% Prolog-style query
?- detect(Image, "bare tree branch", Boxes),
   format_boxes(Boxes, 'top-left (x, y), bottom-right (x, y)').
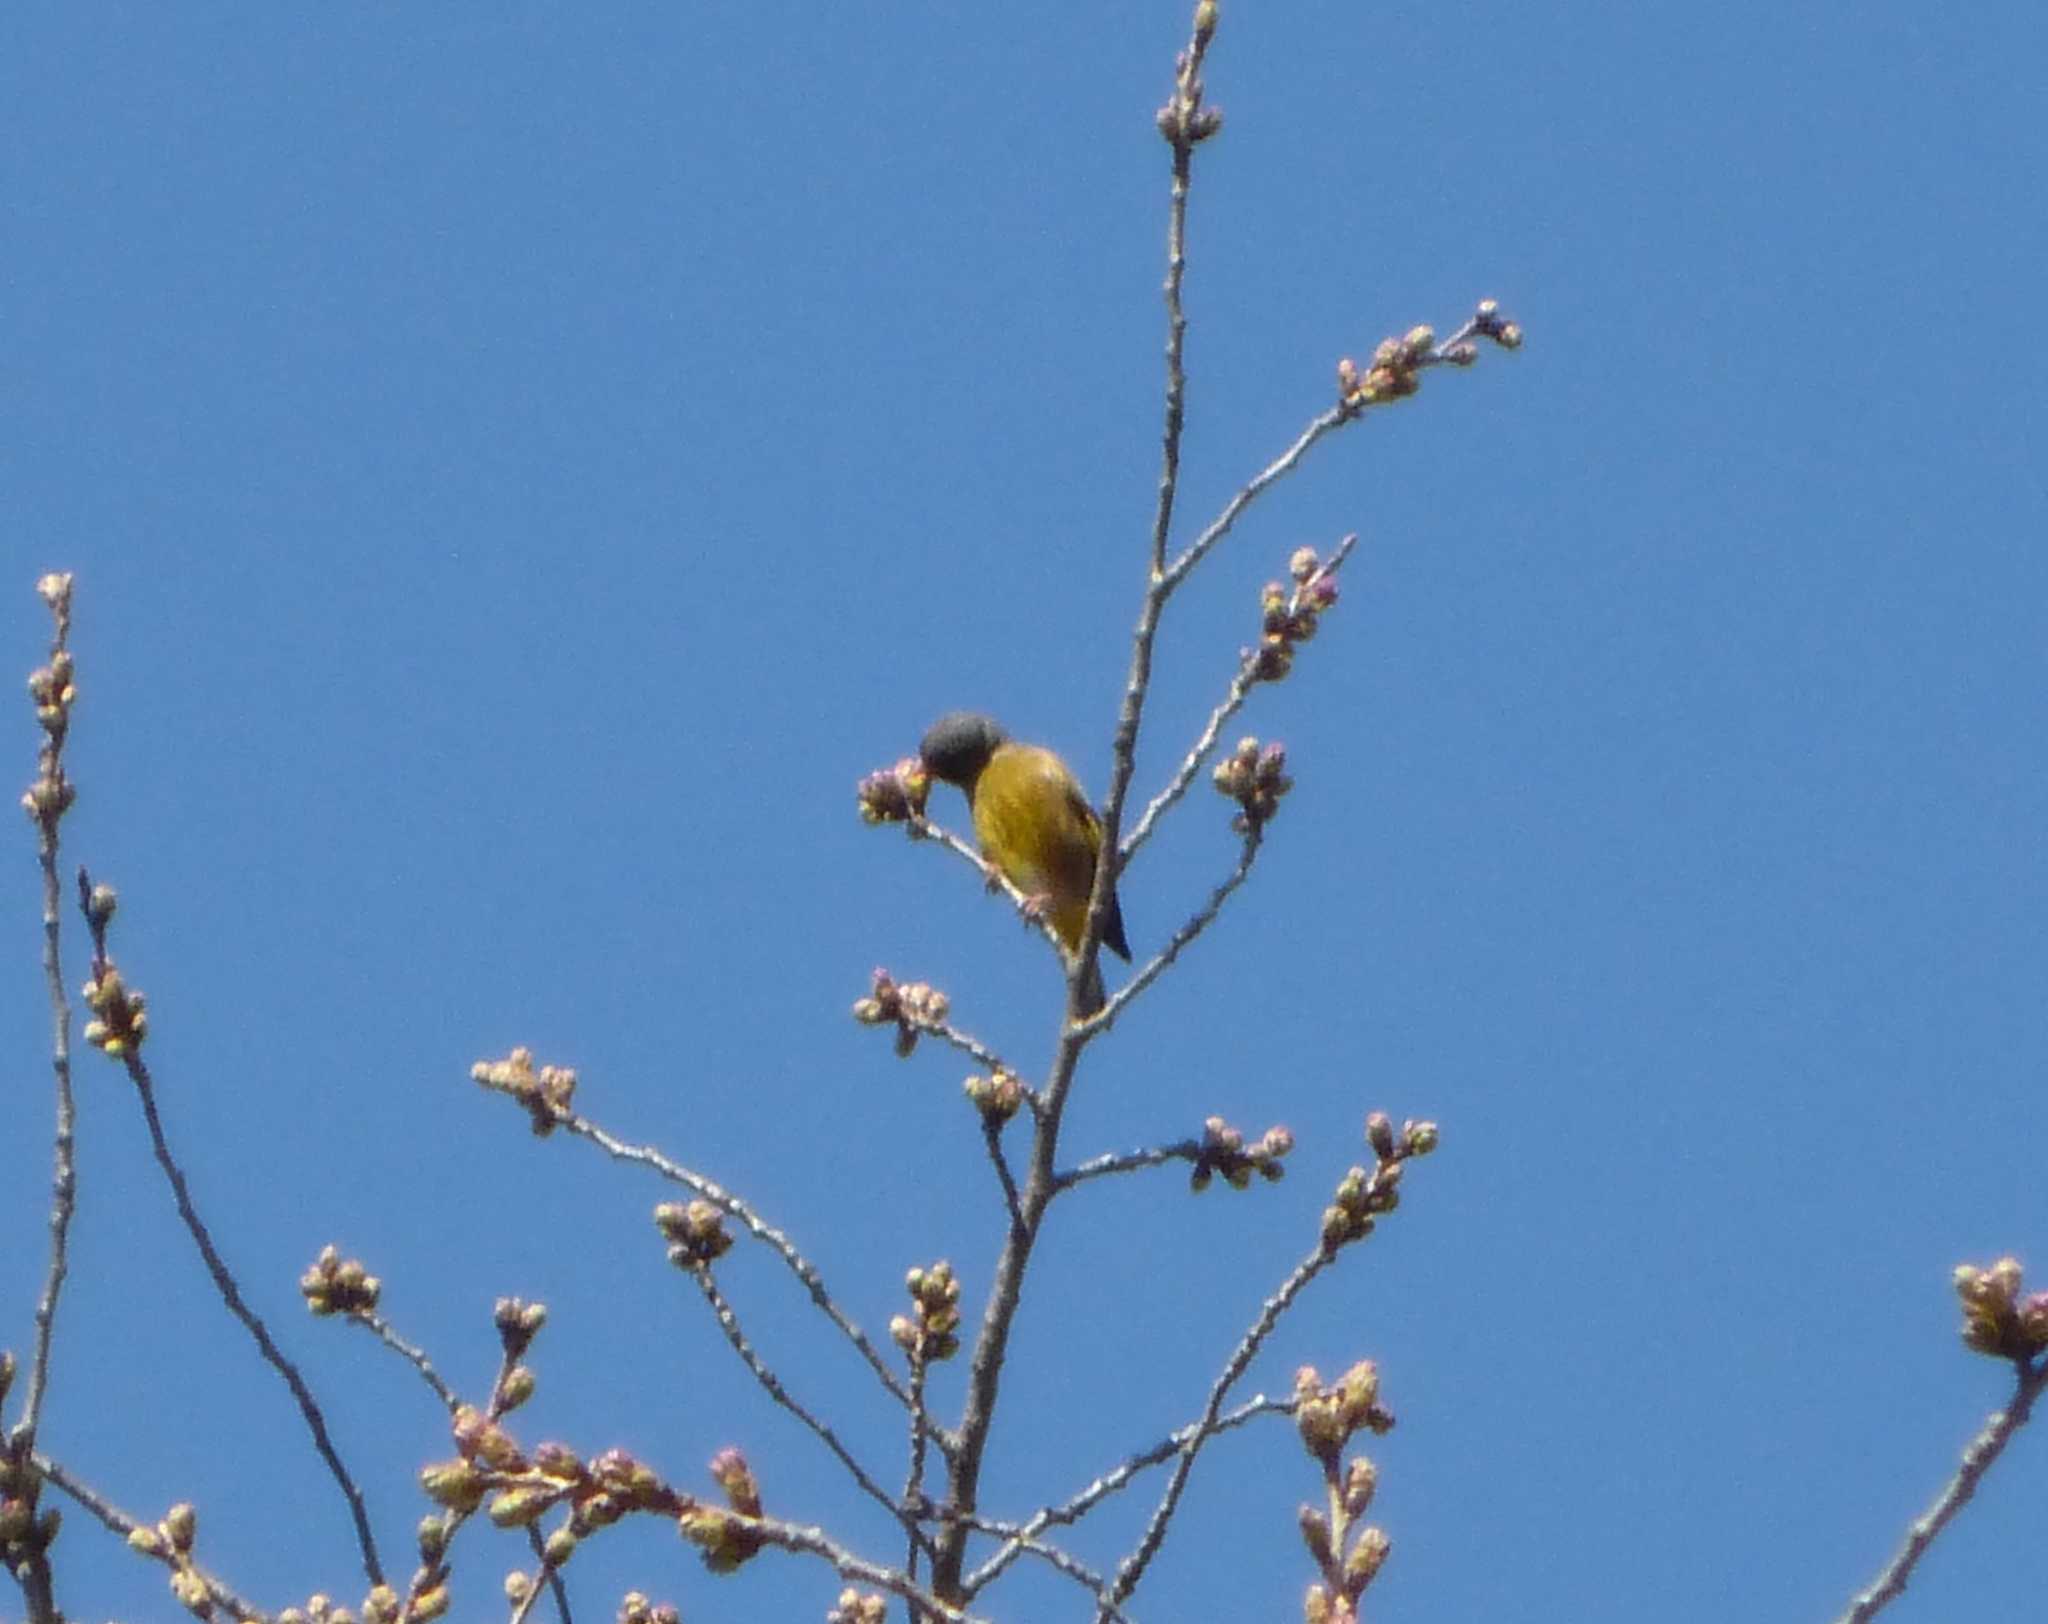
top-left (34, 1453), bottom-right (266, 1623)
top-left (1103, 1247), bottom-right (1336, 1615)
top-left (74, 871), bottom-right (384, 1588)
top-left (350, 1310), bottom-right (462, 1414)
top-left (1076, 829), bottom-right (1260, 1040)
top-left (1834, 1354), bottom-right (2048, 1624)
top-left (513, 1094), bottom-right (925, 1424)
top-left (1122, 534), bottom-right (1358, 864)
top-left (962, 1393), bottom-right (1291, 1596)
top-left (687, 1262), bottom-right (927, 1553)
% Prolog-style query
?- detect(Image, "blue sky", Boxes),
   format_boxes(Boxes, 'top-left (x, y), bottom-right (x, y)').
top-left (5, 3), bottom-right (2045, 1621)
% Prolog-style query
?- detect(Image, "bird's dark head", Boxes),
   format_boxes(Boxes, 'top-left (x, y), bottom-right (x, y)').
top-left (919, 711), bottom-right (1009, 789)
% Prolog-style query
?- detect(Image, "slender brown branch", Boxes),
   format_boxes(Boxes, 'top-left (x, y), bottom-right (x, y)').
top-left (939, 1514), bottom-right (1132, 1621)
top-left (350, 1311), bottom-right (461, 1413)
top-left (506, 1535), bottom-right (576, 1624)
top-left (1076, 829), bottom-right (1260, 1040)
top-left (904, 1358), bottom-right (934, 1592)
top-left (921, 1016), bottom-right (1015, 1082)
top-left (20, 578), bottom-right (81, 1454)
top-left (1122, 533), bottom-right (1358, 864)
top-left (1162, 408), bottom-right (1346, 595)
top-left (548, 1109), bottom-right (922, 1421)
top-left (529, 1525), bottom-right (575, 1624)
top-left (741, 1512), bottom-right (989, 1624)
top-left (1053, 1140), bottom-right (1203, 1190)
top-left (34, 1453), bottom-right (266, 1623)
top-left (959, 1395), bottom-right (1290, 1596)
top-left (1102, 1247), bottom-right (1336, 1615)
top-left (1158, 303), bottom-right (1512, 600)
top-left (1146, 119), bottom-right (1194, 578)
top-left (930, 9), bottom-right (1223, 1601)
top-left (909, 813), bottom-right (1066, 962)
top-left (1834, 1354), bottom-right (2048, 1624)
top-left (687, 1263), bottom-right (927, 1552)
top-left (21, 844), bottom-right (77, 1453)
top-left (981, 1119), bottom-right (1025, 1234)
top-left (113, 1045), bottom-right (386, 1585)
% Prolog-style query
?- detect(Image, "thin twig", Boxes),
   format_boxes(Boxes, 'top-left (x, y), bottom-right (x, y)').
top-left (34, 1453), bottom-right (267, 1623)
top-left (1162, 408), bottom-right (1346, 594)
top-left (930, 10), bottom-right (1222, 1599)
top-left (910, 813), bottom-right (1067, 961)
top-left (532, 1526), bottom-right (575, 1624)
top-left (905, 1359), bottom-right (933, 1591)
top-left (1159, 312), bottom-right (1500, 596)
top-left (117, 1044), bottom-right (385, 1586)
top-left (553, 1110), bottom-right (921, 1422)
top-left (1834, 1354), bottom-right (2048, 1624)
top-left (1053, 1139), bottom-right (1203, 1192)
top-left (509, 1526), bottom-right (577, 1624)
top-left (1076, 828), bottom-right (1261, 1041)
top-left (1127, 662), bottom-right (1260, 864)
top-left (20, 581), bottom-right (80, 1454)
top-left (961, 1395), bottom-right (1291, 1595)
top-left (350, 1311), bottom-right (461, 1413)
top-left (1122, 533), bottom-right (1359, 864)
top-left (688, 1263), bottom-right (928, 1554)
top-left (1146, 190), bottom-right (1190, 562)
top-left (506, 1541), bottom-right (575, 1624)
top-left (940, 1514), bottom-right (1132, 1621)
top-left (921, 1017), bottom-right (1014, 1081)
top-left (742, 1513), bottom-right (990, 1624)
top-left (1102, 1247), bottom-right (1335, 1615)
top-left (981, 1119), bottom-right (1025, 1234)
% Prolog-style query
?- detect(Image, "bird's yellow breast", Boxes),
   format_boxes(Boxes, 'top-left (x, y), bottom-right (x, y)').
top-left (970, 743), bottom-right (1104, 955)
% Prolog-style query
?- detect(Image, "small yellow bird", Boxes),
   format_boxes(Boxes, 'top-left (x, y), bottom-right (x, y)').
top-left (919, 711), bottom-right (1130, 1013)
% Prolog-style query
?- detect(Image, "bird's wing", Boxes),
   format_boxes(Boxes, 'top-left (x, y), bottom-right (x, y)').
top-left (1060, 773), bottom-right (1132, 963)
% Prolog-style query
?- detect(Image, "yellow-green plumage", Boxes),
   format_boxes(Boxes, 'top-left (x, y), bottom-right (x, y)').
top-left (970, 743), bottom-right (1124, 958)
top-left (919, 712), bottom-right (1130, 1011)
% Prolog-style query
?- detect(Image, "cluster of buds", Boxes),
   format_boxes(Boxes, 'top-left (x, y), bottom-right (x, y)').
top-left (964, 1067), bottom-right (1027, 1126)
top-left (1155, 1), bottom-right (1223, 148)
top-left (618, 1594), bottom-right (682, 1624)
top-left (82, 962), bottom-right (147, 1058)
top-left (1470, 298), bottom-right (1522, 350)
top-left (656, 1199), bottom-right (734, 1269)
top-left (1336, 326), bottom-right (1436, 410)
top-left (891, 1261), bottom-right (963, 1366)
top-left (389, 1513), bottom-right (454, 1624)
top-left (21, 573), bottom-right (77, 837)
top-left (276, 1592), bottom-right (394, 1624)
top-left (471, 1048), bottom-right (578, 1136)
top-left (829, 1590), bottom-right (889, 1624)
top-left (0, 1386), bottom-right (61, 1579)
top-left (1250, 545), bottom-right (1346, 683)
top-left (852, 967), bottom-right (950, 1058)
top-left (299, 1245), bottom-right (382, 1318)
top-left (124, 1502), bottom-right (229, 1619)
top-left (1954, 1257), bottom-right (2048, 1361)
top-left (1190, 1116), bottom-right (1294, 1192)
top-left (1320, 1114), bottom-right (1437, 1254)
top-left (494, 1296), bottom-right (550, 1363)
top-left (77, 875), bottom-right (144, 1057)
top-left (1336, 300), bottom-right (1520, 416)
top-left (680, 1448), bottom-right (766, 1574)
top-left (856, 756), bottom-right (931, 826)
top-left (425, 1410), bottom-right (690, 1581)
top-left (1294, 1362), bottom-right (1396, 1624)
top-left (1213, 737), bottom-right (1293, 832)
top-left (1295, 1361), bottom-right (1395, 1463)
